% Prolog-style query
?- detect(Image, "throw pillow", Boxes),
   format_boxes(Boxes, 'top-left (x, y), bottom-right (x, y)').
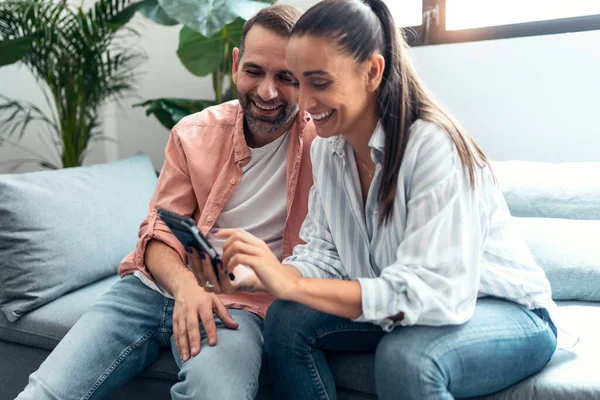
top-left (513, 217), bottom-right (600, 301)
top-left (0, 153), bottom-right (157, 322)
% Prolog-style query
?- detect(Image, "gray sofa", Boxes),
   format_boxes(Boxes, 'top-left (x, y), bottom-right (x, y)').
top-left (1, 154), bottom-right (599, 400)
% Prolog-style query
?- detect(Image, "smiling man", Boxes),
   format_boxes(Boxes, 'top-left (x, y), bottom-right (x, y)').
top-left (17, 5), bottom-right (316, 400)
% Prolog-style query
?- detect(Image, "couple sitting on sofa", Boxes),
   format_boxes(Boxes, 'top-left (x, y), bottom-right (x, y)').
top-left (17, 1), bottom-right (557, 399)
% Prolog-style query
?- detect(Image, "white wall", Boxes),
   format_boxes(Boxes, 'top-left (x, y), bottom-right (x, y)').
top-left (1, 0), bottom-right (599, 173)
top-left (411, 30), bottom-right (600, 163)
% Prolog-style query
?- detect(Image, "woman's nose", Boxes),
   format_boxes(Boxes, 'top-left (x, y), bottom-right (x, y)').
top-left (297, 88), bottom-right (317, 111)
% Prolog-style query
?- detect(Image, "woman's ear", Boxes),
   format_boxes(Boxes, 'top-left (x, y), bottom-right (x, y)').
top-left (366, 53), bottom-right (385, 92)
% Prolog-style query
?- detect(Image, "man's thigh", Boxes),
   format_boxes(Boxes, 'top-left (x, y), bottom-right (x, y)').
top-left (17, 275), bottom-right (172, 400)
top-left (170, 309), bottom-right (264, 400)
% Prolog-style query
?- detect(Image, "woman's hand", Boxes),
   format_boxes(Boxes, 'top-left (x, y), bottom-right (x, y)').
top-left (216, 229), bottom-right (301, 300)
top-left (187, 249), bottom-right (263, 294)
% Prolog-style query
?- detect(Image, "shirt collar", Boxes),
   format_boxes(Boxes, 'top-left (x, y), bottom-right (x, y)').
top-left (328, 120), bottom-right (385, 157)
top-left (369, 120), bottom-right (385, 154)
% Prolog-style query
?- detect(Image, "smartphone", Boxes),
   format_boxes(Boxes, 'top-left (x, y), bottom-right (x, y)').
top-left (157, 208), bottom-right (234, 281)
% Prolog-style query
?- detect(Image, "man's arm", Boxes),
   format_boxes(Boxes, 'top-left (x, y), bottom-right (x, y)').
top-left (145, 239), bottom-right (195, 296)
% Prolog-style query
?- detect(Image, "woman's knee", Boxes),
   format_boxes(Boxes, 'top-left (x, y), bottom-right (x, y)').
top-left (264, 300), bottom-right (325, 355)
top-left (374, 331), bottom-right (444, 399)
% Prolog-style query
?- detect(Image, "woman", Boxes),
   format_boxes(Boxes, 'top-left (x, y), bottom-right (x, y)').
top-left (192, 0), bottom-right (557, 398)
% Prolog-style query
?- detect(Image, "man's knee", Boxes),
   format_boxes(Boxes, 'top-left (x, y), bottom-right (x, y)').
top-left (173, 338), bottom-right (262, 400)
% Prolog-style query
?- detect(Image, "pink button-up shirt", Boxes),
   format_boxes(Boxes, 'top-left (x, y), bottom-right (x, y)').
top-left (119, 100), bottom-right (316, 318)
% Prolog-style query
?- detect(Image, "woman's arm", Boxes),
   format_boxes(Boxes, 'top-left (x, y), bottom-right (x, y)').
top-left (216, 228), bottom-right (364, 318)
top-left (285, 275), bottom-right (363, 319)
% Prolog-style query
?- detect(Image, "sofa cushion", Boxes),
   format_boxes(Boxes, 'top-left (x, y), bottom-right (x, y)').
top-left (0, 275), bottom-right (120, 349)
top-left (493, 161), bottom-right (600, 220)
top-left (0, 154), bottom-right (157, 322)
top-left (513, 217), bottom-right (600, 301)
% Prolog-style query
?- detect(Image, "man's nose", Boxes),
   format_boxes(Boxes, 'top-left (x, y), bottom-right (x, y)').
top-left (257, 78), bottom-right (278, 101)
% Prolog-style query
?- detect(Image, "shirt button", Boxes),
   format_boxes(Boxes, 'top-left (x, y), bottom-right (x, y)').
top-left (207, 216), bottom-right (213, 222)
top-left (234, 154), bottom-right (240, 161)
top-left (230, 179), bottom-right (236, 185)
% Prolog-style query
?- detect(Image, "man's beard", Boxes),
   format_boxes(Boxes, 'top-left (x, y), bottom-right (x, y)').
top-left (239, 93), bottom-right (299, 135)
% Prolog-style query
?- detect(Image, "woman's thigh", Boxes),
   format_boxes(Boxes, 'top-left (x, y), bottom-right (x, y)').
top-left (374, 297), bottom-right (557, 399)
top-left (265, 300), bottom-right (384, 353)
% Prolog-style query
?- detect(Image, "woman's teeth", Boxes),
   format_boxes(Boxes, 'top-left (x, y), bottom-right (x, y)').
top-left (311, 110), bottom-right (333, 121)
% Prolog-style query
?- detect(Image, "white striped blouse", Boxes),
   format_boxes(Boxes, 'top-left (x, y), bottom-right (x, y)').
top-left (283, 120), bottom-right (555, 331)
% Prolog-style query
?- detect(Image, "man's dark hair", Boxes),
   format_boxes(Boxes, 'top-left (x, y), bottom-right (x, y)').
top-left (238, 4), bottom-right (303, 58)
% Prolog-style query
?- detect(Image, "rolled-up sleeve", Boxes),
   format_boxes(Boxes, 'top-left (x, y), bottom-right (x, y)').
top-left (355, 146), bottom-right (487, 331)
top-left (133, 130), bottom-right (198, 275)
top-left (283, 186), bottom-right (345, 280)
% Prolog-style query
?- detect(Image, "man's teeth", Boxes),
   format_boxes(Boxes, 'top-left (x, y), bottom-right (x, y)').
top-left (254, 102), bottom-right (280, 110)
top-left (311, 110), bottom-right (333, 121)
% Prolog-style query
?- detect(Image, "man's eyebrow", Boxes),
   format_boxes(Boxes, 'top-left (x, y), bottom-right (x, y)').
top-left (242, 62), bottom-right (264, 70)
top-left (304, 70), bottom-right (330, 77)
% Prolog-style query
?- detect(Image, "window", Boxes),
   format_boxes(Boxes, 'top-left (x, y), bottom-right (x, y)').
top-left (388, 1), bottom-right (600, 46)
top-left (384, 0), bottom-right (422, 28)
top-left (446, 0), bottom-right (600, 30)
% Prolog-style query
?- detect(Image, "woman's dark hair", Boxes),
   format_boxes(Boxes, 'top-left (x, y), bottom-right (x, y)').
top-left (292, 0), bottom-right (489, 224)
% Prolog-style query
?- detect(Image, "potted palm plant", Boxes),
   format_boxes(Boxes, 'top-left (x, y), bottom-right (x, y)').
top-left (0, 0), bottom-right (153, 169)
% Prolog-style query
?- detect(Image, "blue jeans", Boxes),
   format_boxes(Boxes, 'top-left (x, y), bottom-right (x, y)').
top-left (17, 275), bottom-right (264, 400)
top-left (264, 297), bottom-right (557, 400)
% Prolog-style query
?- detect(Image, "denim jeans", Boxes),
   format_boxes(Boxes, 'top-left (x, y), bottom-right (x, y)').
top-left (264, 297), bottom-right (557, 400)
top-left (17, 275), bottom-right (264, 400)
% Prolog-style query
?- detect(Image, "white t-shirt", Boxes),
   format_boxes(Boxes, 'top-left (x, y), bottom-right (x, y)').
top-left (135, 131), bottom-right (290, 298)
top-left (210, 131), bottom-right (289, 259)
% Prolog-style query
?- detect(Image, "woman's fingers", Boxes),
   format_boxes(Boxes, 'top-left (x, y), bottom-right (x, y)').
top-left (216, 229), bottom-right (266, 250)
top-left (202, 255), bottom-right (222, 294)
top-left (229, 253), bottom-right (257, 272)
top-left (188, 248), bottom-right (206, 286)
top-left (217, 260), bottom-right (239, 294)
top-left (221, 239), bottom-right (261, 273)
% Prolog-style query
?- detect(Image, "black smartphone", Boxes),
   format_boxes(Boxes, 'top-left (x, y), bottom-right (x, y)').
top-left (157, 209), bottom-right (234, 281)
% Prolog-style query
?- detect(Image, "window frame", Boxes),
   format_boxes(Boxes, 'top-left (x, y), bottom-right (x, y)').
top-left (402, 0), bottom-right (600, 46)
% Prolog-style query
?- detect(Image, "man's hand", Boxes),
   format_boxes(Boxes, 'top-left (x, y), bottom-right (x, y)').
top-left (172, 280), bottom-right (239, 362)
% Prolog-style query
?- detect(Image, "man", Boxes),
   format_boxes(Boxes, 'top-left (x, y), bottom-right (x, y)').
top-left (17, 4), bottom-right (314, 399)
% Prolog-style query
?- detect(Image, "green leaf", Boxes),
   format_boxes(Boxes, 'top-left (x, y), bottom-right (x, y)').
top-left (135, 0), bottom-right (179, 26)
top-left (0, 36), bottom-right (36, 67)
top-left (177, 18), bottom-right (243, 77)
top-left (0, 0), bottom-right (145, 168)
top-left (105, 0), bottom-right (155, 30)
top-left (157, 0), bottom-right (268, 37)
top-left (134, 98), bottom-right (217, 129)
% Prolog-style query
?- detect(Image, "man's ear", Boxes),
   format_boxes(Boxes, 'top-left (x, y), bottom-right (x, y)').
top-left (232, 47), bottom-right (240, 86)
top-left (366, 53), bottom-right (385, 93)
